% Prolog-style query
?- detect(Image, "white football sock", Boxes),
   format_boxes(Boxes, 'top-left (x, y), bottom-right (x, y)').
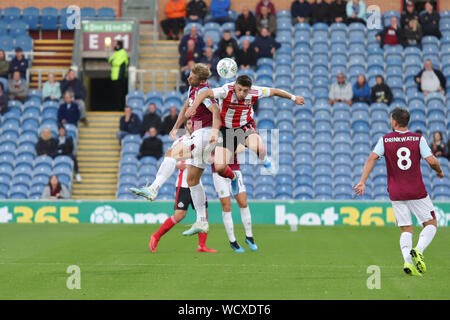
top-left (416, 225), bottom-right (437, 253)
top-left (400, 232), bottom-right (414, 264)
top-left (150, 157), bottom-right (176, 191)
top-left (189, 183), bottom-right (207, 223)
top-left (240, 206), bottom-right (253, 238)
top-left (222, 211), bottom-right (236, 242)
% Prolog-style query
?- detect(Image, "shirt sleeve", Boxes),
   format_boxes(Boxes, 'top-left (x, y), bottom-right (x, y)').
top-left (212, 84), bottom-right (229, 100)
top-left (252, 85), bottom-right (271, 98)
top-left (372, 137), bottom-right (384, 157)
top-left (419, 136), bottom-right (433, 159)
top-left (198, 86), bottom-right (214, 108)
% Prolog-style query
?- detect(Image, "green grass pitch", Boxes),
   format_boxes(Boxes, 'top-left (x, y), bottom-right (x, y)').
top-left (0, 224), bottom-right (449, 300)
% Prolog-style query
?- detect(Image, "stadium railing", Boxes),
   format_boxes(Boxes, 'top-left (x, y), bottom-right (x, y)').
top-left (26, 68), bottom-right (68, 89)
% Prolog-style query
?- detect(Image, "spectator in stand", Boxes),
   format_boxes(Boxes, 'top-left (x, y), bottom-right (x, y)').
top-left (117, 105), bottom-right (141, 141)
top-left (329, 73), bottom-right (353, 106)
top-left (431, 131), bottom-right (447, 158)
top-left (415, 60), bottom-right (446, 96)
top-left (208, 0), bottom-right (232, 24)
top-left (200, 47), bottom-right (220, 80)
top-left (8, 71), bottom-right (28, 103)
top-left (404, 19), bottom-right (422, 48)
top-left (60, 69), bottom-right (87, 125)
top-left (311, 0), bottom-right (330, 25)
top-left (179, 25), bottom-right (205, 54)
top-left (160, 0), bottom-right (187, 40)
top-left (420, 1), bottom-right (441, 39)
top-left (42, 175), bottom-right (70, 200)
top-left (138, 127), bottom-right (163, 160)
top-left (58, 91), bottom-right (80, 126)
top-left (253, 27), bottom-right (281, 59)
top-left (371, 75), bottom-right (393, 105)
top-left (204, 37), bottom-right (217, 51)
top-left (330, 0), bottom-right (347, 24)
top-left (291, 0), bottom-right (312, 25)
top-left (235, 7), bottom-right (257, 37)
top-left (237, 39), bottom-right (257, 70)
top-left (256, 5), bottom-right (277, 37)
top-left (186, 0), bottom-right (207, 24)
top-left (217, 30), bottom-right (239, 59)
top-left (0, 50), bottom-right (9, 78)
top-left (0, 83), bottom-right (8, 115)
top-left (352, 74), bottom-right (370, 103)
top-left (376, 17), bottom-right (406, 48)
top-left (161, 106), bottom-right (179, 135)
top-left (401, 1), bottom-right (419, 28)
top-left (346, 0), bottom-right (366, 25)
top-left (180, 61), bottom-right (195, 93)
top-left (35, 128), bottom-right (58, 158)
top-left (9, 47), bottom-right (28, 79)
top-left (140, 103), bottom-right (162, 136)
top-left (42, 73), bottom-right (61, 102)
top-left (56, 125), bottom-right (82, 183)
top-left (179, 39), bottom-right (203, 69)
top-left (222, 44), bottom-right (237, 61)
top-left (255, 0), bottom-right (276, 17)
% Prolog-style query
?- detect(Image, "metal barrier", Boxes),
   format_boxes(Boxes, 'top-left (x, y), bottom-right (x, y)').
top-left (136, 69), bottom-right (180, 92)
top-left (25, 68), bottom-right (68, 90)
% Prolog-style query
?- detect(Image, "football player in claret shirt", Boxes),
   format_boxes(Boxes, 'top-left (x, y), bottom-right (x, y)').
top-left (355, 107), bottom-right (444, 276)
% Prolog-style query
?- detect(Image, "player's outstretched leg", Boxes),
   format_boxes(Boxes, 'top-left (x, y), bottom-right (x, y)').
top-left (197, 233), bottom-right (217, 253)
top-left (184, 166), bottom-right (209, 236)
top-left (400, 231), bottom-right (422, 276)
top-left (411, 221), bottom-right (437, 273)
top-left (222, 211), bottom-right (244, 252)
top-left (150, 216), bottom-right (178, 252)
top-left (246, 133), bottom-right (277, 175)
top-left (241, 206), bottom-right (258, 251)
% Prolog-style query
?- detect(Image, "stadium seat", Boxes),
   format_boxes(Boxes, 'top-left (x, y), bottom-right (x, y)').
top-left (97, 7), bottom-right (115, 18)
top-left (4, 7), bottom-right (21, 24)
top-left (41, 7), bottom-right (58, 30)
top-left (22, 7), bottom-right (39, 30)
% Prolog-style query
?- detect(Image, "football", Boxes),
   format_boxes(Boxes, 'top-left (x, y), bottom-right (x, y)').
top-left (217, 57), bottom-right (238, 79)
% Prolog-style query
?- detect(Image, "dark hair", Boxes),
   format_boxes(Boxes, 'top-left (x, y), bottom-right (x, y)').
top-left (48, 175), bottom-right (62, 195)
top-left (0, 82), bottom-right (3, 91)
top-left (236, 75), bottom-right (252, 88)
top-left (390, 107), bottom-right (410, 127)
top-left (433, 131), bottom-right (443, 141)
top-left (116, 40), bottom-right (123, 49)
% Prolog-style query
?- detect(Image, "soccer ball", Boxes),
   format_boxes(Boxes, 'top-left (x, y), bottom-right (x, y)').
top-left (217, 58), bottom-right (238, 79)
top-left (90, 205), bottom-right (119, 224)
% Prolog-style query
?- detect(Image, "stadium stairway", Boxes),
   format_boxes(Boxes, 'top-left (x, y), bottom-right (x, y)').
top-left (29, 39), bottom-right (74, 89)
top-left (139, 24), bottom-right (179, 92)
top-left (71, 112), bottom-right (121, 199)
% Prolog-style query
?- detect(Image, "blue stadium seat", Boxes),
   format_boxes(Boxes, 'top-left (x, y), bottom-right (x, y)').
top-left (41, 7), bottom-right (58, 30)
top-left (22, 7), bottom-right (39, 30)
top-left (81, 7), bottom-right (96, 18)
top-left (0, 35), bottom-right (14, 52)
top-left (4, 7), bottom-right (21, 24)
top-left (97, 7), bottom-right (115, 18)
top-left (10, 20), bottom-right (28, 37)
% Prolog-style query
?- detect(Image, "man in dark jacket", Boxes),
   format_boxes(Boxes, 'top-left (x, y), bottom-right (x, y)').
top-left (291, 0), bottom-right (312, 25)
top-left (0, 50), bottom-right (9, 78)
top-left (140, 103), bottom-right (162, 136)
top-left (376, 17), bottom-right (406, 47)
top-left (0, 82), bottom-right (8, 115)
top-left (311, 0), bottom-right (330, 25)
top-left (217, 30), bottom-right (239, 59)
top-left (330, 0), bottom-right (347, 24)
top-left (161, 106), bottom-right (179, 135)
top-left (237, 39), bottom-right (257, 69)
top-left (415, 60), bottom-right (446, 95)
top-left (138, 127), bottom-right (163, 160)
top-left (420, 1), bottom-right (441, 39)
top-left (371, 75), bottom-right (393, 104)
top-left (200, 47), bottom-right (220, 80)
top-left (56, 125), bottom-right (82, 182)
top-left (235, 7), bottom-right (257, 37)
top-left (401, 1), bottom-right (419, 28)
top-left (58, 92), bottom-right (80, 126)
top-left (253, 28), bottom-right (281, 59)
top-left (60, 69), bottom-right (87, 125)
top-left (178, 25), bottom-right (205, 54)
top-left (117, 105), bottom-right (141, 141)
top-left (186, 0), bottom-right (207, 24)
top-left (9, 47), bottom-right (28, 79)
top-left (35, 128), bottom-right (58, 158)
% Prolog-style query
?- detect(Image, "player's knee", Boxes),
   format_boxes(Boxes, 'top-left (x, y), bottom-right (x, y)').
top-left (187, 175), bottom-right (200, 186)
top-left (222, 203), bottom-right (231, 212)
top-left (214, 162), bottom-right (226, 173)
top-left (174, 211), bottom-right (186, 222)
top-left (238, 199), bottom-right (248, 208)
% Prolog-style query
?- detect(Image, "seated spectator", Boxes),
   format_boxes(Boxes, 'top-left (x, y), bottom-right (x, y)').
top-left (0, 83), bottom-right (8, 115)
top-left (60, 69), bottom-right (87, 125)
top-left (179, 25), bottom-right (205, 54)
top-left (311, 0), bottom-right (330, 25)
top-left (200, 47), bottom-right (220, 80)
top-left (42, 175), bottom-right (70, 199)
top-left (0, 50), bottom-right (9, 78)
top-left (43, 73), bottom-right (61, 102)
top-left (291, 0), bottom-right (312, 25)
top-left (371, 75), bottom-right (393, 104)
top-left (160, 0), bottom-right (186, 40)
top-left (161, 106), bottom-right (179, 135)
top-left (235, 7), bottom-right (257, 37)
top-left (346, 0), bottom-right (366, 25)
top-left (8, 71), bottom-right (28, 103)
top-left (222, 44), bottom-right (237, 61)
top-left (256, 5), bottom-right (277, 37)
top-left (431, 131), bottom-right (447, 158)
top-left (404, 19), bottom-right (422, 48)
top-left (376, 17), bottom-right (406, 48)
top-left (401, 1), bottom-right (419, 28)
top-left (352, 74), bottom-right (370, 103)
top-left (9, 47), bottom-right (28, 79)
top-left (330, 0), bottom-right (347, 24)
top-left (237, 39), bottom-right (257, 69)
top-left (204, 37), bottom-right (217, 51)
top-left (141, 103), bottom-right (162, 136)
top-left (179, 39), bottom-right (203, 70)
top-left (58, 91), bottom-right (80, 126)
top-left (420, 1), bottom-right (441, 39)
top-left (186, 0), bottom-right (207, 24)
top-left (255, 0), bottom-right (276, 17)
top-left (253, 28), bottom-right (281, 59)
top-left (217, 30), bottom-right (239, 59)
top-left (117, 105), bottom-right (141, 141)
top-left (56, 125), bottom-right (82, 183)
top-left (138, 127), bottom-right (163, 160)
top-left (415, 60), bottom-right (446, 96)
top-left (208, 0), bottom-right (232, 24)
top-left (35, 128), bottom-right (58, 158)
top-left (329, 73), bottom-right (353, 106)
top-left (415, 130), bottom-right (423, 137)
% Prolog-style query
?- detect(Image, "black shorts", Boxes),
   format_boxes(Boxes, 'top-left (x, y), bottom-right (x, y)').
top-left (219, 120), bottom-right (258, 153)
top-left (174, 187), bottom-right (208, 211)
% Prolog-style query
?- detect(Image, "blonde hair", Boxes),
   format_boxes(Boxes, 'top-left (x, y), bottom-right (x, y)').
top-left (191, 63), bottom-right (211, 81)
top-left (41, 128), bottom-right (52, 141)
top-left (409, 19), bottom-right (418, 32)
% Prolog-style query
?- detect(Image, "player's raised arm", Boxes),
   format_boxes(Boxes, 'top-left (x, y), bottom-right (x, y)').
top-left (184, 89), bottom-right (215, 118)
top-left (169, 99), bottom-right (190, 140)
top-left (207, 103), bottom-right (222, 144)
top-left (425, 155), bottom-right (444, 178)
top-left (354, 152), bottom-right (380, 196)
top-left (269, 88), bottom-right (305, 105)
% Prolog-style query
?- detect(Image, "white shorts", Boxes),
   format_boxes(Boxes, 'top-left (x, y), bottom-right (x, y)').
top-left (190, 127), bottom-right (215, 169)
top-left (213, 171), bottom-right (246, 198)
top-left (170, 135), bottom-right (192, 149)
top-left (392, 195), bottom-right (436, 227)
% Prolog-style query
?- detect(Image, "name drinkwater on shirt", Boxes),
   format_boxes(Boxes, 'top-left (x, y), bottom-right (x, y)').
top-left (384, 136), bottom-right (420, 143)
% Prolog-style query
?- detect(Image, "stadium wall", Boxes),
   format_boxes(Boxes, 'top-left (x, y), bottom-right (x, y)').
top-left (0, 0), bottom-right (120, 13)
top-left (1, 201), bottom-right (449, 226)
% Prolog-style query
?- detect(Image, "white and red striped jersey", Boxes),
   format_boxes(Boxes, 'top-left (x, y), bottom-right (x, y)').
top-left (212, 82), bottom-right (271, 128)
top-left (175, 158), bottom-right (191, 189)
